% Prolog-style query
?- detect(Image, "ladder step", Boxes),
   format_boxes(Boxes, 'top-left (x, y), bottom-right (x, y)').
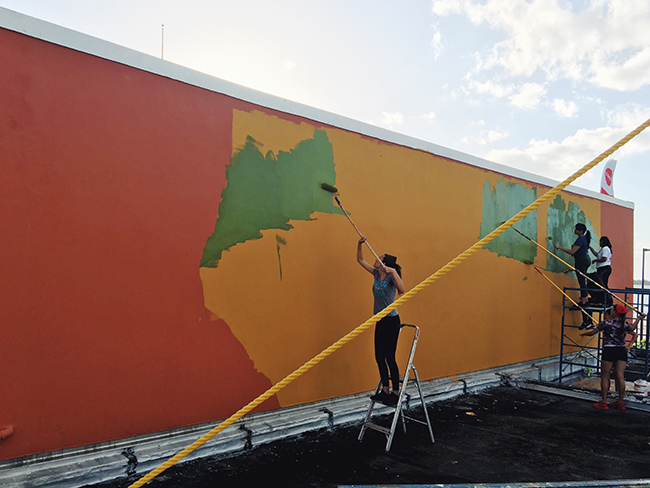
top-left (363, 422), bottom-right (391, 435)
top-left (402, 414), bottom-right (428, 426)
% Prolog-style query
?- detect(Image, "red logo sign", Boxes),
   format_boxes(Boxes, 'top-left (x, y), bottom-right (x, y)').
top-left (605, 168), bottom-right (613, 186)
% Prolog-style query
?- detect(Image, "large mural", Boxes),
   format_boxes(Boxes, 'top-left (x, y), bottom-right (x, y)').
top-left (0, 17), bottom-right (634, 463)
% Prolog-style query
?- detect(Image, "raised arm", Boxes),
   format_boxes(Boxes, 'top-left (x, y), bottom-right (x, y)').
top-left (629, 313), bottom-right (647, 332)
top-left (357, 237), bottom-right (374, 274)
top-left (386, 267), bottom-right (405, 295)
top-left (554, 243), bottom-right (580, 255)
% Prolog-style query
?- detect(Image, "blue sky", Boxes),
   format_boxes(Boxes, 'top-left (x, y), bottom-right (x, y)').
top-left (2, 0), bottom-right (649, 278)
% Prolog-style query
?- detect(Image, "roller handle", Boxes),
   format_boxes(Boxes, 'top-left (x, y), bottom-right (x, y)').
top-left (335, 196), bottom-right (384, 267)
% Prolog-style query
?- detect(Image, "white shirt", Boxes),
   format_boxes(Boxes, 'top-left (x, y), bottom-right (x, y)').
top-left (597, 246), bottom-right (612, 268)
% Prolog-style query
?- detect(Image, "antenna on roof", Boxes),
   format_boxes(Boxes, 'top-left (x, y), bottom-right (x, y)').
top-left (161, 24), bottom-right (164, 60)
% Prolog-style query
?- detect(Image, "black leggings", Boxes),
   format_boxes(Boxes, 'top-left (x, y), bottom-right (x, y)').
top-left (374, 314), bottom-right (401, 391)
top-left (574, 253), bottom-right (591, 298)
top-left (574, 253), bottom-right (592, 324)
top-left (597, 265), bottom-right (612, 289)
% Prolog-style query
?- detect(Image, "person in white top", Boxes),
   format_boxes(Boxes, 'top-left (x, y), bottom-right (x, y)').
top-left (590, 236), bottom-right (612, 289)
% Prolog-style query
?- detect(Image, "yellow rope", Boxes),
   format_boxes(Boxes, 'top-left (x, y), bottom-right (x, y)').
top-left (533, 265), bottom-right (587, 310)
top-left (533, 266), bottom-right (641, 355)
top-left (534, 265), bottom-right (600, 354)
top-left (128, 116), bottom-right (650, 487)
top-left (514, 228), bottom-right (640, 313)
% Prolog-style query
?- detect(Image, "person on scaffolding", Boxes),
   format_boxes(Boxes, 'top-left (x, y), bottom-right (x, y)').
top-left (554, 223), bottom-right (593, 329)
top-left (357, 236), bottom-right (405, 407)
top-left (590, 236), bottom-right (613, 290)
top-left (580, 304), bottom-right (645, 411)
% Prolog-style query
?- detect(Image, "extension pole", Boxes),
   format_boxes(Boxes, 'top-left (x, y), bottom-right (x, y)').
top-left (534, 266), bottom-right (639, 355)
top-left (535, 264), bottom-right (600, 352)
top-left (533, 266), bottom-right (590, 312)
top-left (333, 194), bottom-right (385, 268)
top-left (320, 183), bottom-right (384, 267)
top-left (514, 228), bottom-right (639, 314)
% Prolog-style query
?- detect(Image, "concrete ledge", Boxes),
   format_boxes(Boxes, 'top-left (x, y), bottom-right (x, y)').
top-left (0, 355), bottom-right (568, 487)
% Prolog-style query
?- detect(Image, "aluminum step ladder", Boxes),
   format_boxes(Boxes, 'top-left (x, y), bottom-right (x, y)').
top-left (358, 324), bottom-right (435, 451)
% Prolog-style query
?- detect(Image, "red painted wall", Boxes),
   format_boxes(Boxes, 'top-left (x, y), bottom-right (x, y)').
top-left (0, 28), bottom-right (279, 461)
top-left (601, 200), bottom-right (634, 289)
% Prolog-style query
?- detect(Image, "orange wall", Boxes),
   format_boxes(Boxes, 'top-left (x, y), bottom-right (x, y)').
top-left (601, 200), bottom-right (634, 289)
top-left (0, 26), bottom-right (634, 461)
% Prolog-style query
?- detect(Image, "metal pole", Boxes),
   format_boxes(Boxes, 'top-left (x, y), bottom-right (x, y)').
top-left (161, 24), bottom-right (164, 59)
top-left (643, 248), bottom-right (648, 289)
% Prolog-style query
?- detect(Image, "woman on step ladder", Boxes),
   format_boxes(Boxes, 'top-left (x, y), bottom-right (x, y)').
top-left (357, 236), bottom-right (405, 407)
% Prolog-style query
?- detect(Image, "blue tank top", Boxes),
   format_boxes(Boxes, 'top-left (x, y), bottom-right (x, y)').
top-left (372, 269), bottom-right (398, 317)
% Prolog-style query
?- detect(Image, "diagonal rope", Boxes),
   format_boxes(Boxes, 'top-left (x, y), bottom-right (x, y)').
top-left (532, 265), bottom-right (608, 334)
top-left (533, 265), bottom-right (591, 312)
top-left (514, 228), bottom-right (640, 313)
top-left (533, 266), bottom-right (644, 358)
top-left (128, 116), bottom-right (650, 487)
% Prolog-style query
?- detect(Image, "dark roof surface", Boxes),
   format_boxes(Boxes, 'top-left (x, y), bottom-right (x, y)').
top-left (84, 385), bottom-right (650, 488)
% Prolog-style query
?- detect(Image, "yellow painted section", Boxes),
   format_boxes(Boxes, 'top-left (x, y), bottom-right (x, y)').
top-left (231, 109), bottom-right (317, 156)
top-left (201, 109), bottom-right (605, 407)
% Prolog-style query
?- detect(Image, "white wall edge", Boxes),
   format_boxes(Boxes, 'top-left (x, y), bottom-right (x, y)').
top-left (0, 6), bottom-right (634, 211)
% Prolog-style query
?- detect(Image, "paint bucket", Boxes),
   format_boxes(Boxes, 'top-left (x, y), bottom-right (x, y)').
top-left (633, 379), bottom-right (648, 393)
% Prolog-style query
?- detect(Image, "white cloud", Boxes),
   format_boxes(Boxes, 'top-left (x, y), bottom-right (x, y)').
top-left (431, 27), bottom-right (443, 59)
top-left (606, 104), bottom-right (650, 129)
top-left (485, 106), bottom-right (650, 180)
top-left (488, 129), bottom-right (509, 142)
top-left (461, 123), bottom-right (509, 146)
top-left (421, 111), bottom-right (436, 120)
top-left (464, 76), bottom-right (513, 99)
top-left (432, 0), bottom-right (650, 91)
top-left (590, 47), bottom-right (650, 91)
top-left (282, 58), bottom-right (296, 72)
top-left (462, 76), bottom-right (549, 112)
top-left (509, 83), bottom-right (546, 109)
top-left (371, 112), bottom-right (405, 129)
top-left (552, 98), bottom-right (579, 118)
top-left (382, 112), bottom-right (404, 124)
top-left (604, 105), bottom-right (650, 158)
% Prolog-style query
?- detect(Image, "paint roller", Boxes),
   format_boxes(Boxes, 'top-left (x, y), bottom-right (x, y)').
top-left (321, 183), bottom-right (385, 268)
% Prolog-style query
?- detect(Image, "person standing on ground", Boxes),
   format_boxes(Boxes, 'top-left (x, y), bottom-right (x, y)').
top-left (554, 223), bottom-right (592, 328)
top-left (581, 304), bottom-right (645, 411)
top-left (357, 236), bottom-right (405, 407)
top-left (591, 236), bottom-right (613, 290)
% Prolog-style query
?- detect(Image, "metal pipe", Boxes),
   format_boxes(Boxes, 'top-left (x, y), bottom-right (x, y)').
top-left (642, 248), bottom-right (649, 289)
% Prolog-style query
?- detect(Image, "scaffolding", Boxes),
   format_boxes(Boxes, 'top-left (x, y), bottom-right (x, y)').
top-left (558, 286), bottom-right (649, 384)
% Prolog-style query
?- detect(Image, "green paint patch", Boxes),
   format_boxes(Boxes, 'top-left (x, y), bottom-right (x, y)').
top-left (546, 195), bottom-right (598, 274)
top-left (200, 130), bottom-right (340, 268)
top-left (479, 179), bottom-right (537, 263)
